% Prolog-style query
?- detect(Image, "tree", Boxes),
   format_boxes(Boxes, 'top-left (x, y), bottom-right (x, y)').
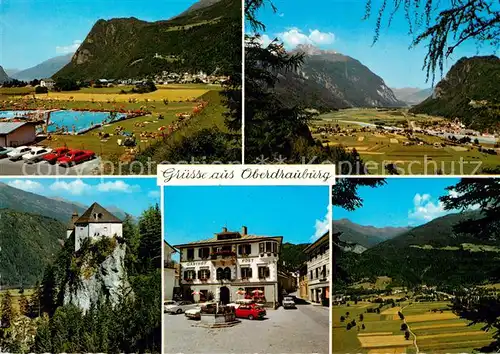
top-left (401, 323), bottom-right (408, 331)
top-left (440, 178), bottom-right (500, 350)
top-left (346, 311), bottom-right (350, 318)
top-left (362, 324), bottom-right (366, 330)
top-left (359, 314), bottom-right (364, 321)
top-left (405, 330), bottom-right (411, 340)
top-left (35, 86), bottom-right (48, 94)
top-left (137, 205), bottom-right (162, 274)
top-left (365, 0), bottom-right (500, 83)
top-left (0, 291), bottom-right (15, 328)
top-left (54, 78), bottom-right (80, 91)
top-left (340, 315), bottom-right (345, 322)
top-left (19, 293), bottom-right (29, 317)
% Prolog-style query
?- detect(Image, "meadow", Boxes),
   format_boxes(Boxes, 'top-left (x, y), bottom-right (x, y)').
top-left (0, 288), bottom-right (35, 314)
top-left (332, 299), bottom-right (495, 354)
top-left (312, 108), bottom-right (500, 174)
top-left (0, 84), bottom-right (226, 162)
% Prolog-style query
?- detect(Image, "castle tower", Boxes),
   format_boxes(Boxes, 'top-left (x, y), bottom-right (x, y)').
top-left (66, 211), bottom-right (79, 239)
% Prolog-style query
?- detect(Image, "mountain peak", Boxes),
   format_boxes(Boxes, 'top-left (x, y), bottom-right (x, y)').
top-left (294, 43), bottom-right (338, 56)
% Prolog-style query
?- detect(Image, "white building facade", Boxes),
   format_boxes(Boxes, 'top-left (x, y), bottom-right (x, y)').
top-left (67, 203), bottom-right (123, 252)
top-left (164, 241), bottom-right (177, 301)
top-left (174, 227), bottom-right (282, 308)
top-left (304, 232), bottom-right (330, 305)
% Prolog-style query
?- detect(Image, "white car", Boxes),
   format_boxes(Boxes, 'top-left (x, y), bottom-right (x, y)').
top-left (164, 301), bottom-right (197, 314)
top-left (22, 147), bottom-right (53, 163)
top-left (7, 146), bottom-right (32, 161)
top-left (185, 301), bottom-right (217, 320)
top-left (282, 296), bottom-right (296, 309)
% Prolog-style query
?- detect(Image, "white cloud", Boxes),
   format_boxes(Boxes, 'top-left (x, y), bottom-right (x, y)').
top-left (49, 180), bottom-right (91, 196)
top-left (279, 28), bottom-right (335, 49)
top-left (7, 179), bottom-right (43, 193)
top-left (312, 204), bottom-right (332, 241)
top-left (148, 190), bottom-right (160, 199)
top-left (56, 40), bottom-right (82, 54)
top-left (256, 34), bottom-right (273, 47)
top-left (97, 181), bottom-right (140, 193)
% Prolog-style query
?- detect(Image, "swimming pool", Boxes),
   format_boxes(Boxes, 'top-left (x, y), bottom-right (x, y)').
top-left (0, 110), bottom-right (127, 134)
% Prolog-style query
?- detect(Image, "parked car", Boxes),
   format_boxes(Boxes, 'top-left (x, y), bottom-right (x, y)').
top-left (234, 303), bottom-right (266, 320)
top-left (22, 147), bottom-right (53, 163)
top-left (43, 147), bottom-right (70, 164)
top-left (57, 149), bottom-right (95, 166)
top-left (0, 146), bottom-right (13, 159)
top-left (282, 296), bottom-right (296, 309)
top-left (164, 301), bottom-right (197, 314)
top-left (185, 302), bottom-right (217, 320)
top-left (7, 146), bottom-right (32, 161)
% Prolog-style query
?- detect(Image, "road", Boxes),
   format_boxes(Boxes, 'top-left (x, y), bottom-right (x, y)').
top-left (164, 303), bottom-right (330, 354)
top-left (0, 157), bottom-right (101, 176)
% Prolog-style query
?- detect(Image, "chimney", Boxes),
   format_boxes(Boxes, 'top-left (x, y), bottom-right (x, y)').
top-left (222, 227), bottom-right (227, 233)
top-left (242, 226), bottom-right (247, 235)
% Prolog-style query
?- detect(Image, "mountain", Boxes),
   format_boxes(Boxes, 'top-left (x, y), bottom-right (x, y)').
top-left (279, 242), bottom-right (310, 272)
top-left (0, 65), bottom-right (10, 83)
top-left (391, 87), bottom-right (433, 106)
top-left (349, 211), bottom-right (500, 286)
top-left (333, 219), bottom-right (410, 250)
top-left (4, 69), bottom-right (20, 77)
top-left (11, 54), bottom-right (72, 81)
top-left (0, 209), bottom-right (66, 286)
top-left (0, 182), bottom-right (86, 223)
top-left (54, 0), bottom-right (241, 80)
top-left (176, 0), bottom-right (222, 17)
top-left (275, 44), bottom-right (405, 111)
top-left (411, 56), bottom-right (500, 130)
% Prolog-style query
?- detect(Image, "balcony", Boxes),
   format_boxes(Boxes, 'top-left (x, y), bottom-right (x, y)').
top-left (210, 250), bottom-right (236, 259)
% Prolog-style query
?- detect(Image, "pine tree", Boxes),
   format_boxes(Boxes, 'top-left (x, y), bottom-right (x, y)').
top-left (18, 294), bottom-right (29, 317)
top-left (0, 291), bottom-right (15, 328)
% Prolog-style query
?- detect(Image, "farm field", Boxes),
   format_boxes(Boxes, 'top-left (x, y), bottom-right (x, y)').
top-left (332, 300), bottom-right (496, 354)
top-left (312, 108), bottom-right (500, 174)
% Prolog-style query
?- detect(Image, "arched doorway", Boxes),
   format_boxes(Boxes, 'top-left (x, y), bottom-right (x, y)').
top-left (220, 286), bottom-right (230, 304)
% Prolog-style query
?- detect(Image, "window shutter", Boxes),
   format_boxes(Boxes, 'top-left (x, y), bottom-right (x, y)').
top-left (198, 248), bottom-right (202, 258)
top-left (238, 245), bottom-right (242, 255)
top-left (197, 270), bottom-right (201, 279)
top-left (184, 271), bottom-right (187, 280)
top-left (266, 267), bottom-right (270, 278)
top-left (259, 243), bottom-right (264, 253)
top-left (207, 270), bottom-right (210, 279)
top-left (249, 267), bottom-right (253, 278)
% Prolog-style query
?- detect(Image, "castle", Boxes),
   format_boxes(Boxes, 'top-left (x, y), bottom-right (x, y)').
top-left (66, 202), bottom-right (123, 252)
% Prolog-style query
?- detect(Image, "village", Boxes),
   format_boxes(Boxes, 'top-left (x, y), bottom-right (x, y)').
top-left (312, 108), bottom-right (500, 174)
top-left (163, 228), bottom-right (330, 353)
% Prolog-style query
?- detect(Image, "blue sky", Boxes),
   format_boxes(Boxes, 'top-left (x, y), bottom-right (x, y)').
top-left (255, 0), bottom-right (499, 88)
top-left (0, 0), bottom-right (198, 70)
top-left (1, 177), bottom-right (160, 216)
top-left (334, 178), bottom-right (463, 227)
top-left (164, 186), bottom-right (330, 258)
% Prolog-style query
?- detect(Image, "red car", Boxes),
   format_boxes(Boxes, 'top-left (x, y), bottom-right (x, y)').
top-left (57, 149), bottom-right (95, 166)
top-left (43, 147), bottom-right (70, 164)
top-left (235, 303), bottom-right (266, 320)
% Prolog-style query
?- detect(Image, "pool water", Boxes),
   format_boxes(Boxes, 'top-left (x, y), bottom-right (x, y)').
top-left (0, 110), bottom-right (127, 134)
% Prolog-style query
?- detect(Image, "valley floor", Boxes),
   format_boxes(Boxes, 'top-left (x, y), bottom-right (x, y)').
top-left (312, 108), bottom-right (500, 174)
top-left (332, 299), bottom-right (495, 353)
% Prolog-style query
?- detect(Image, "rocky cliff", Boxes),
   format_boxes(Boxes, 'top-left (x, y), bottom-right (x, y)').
top-left (411, 56), bottom-right (500, 130)
top-left (63, 240), bottom-right (132, 312)
top-left (0, 65), bottom-right (10, 83)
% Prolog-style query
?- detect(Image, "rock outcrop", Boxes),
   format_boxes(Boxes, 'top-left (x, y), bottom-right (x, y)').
top-left (63, 242), bottom-right (132, 312)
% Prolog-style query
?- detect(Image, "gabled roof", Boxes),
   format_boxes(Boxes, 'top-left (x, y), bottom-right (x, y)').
top-left (303, 231), bottom-right (329, 254)
top-left (0, 122), bottom-right (33, 135)
top-left (173, 234), bottom-right (283, 248)
top-left (67, 211), bottom-right (80, 230)
top-left (74, 202), bottom-right (122, 224)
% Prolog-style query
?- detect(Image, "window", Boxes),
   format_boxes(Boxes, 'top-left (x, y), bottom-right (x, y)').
top-left (216, 267), bottom-right (224, 280)
top-left (322, 265), bottom-right (326, 278)
top-left (198, 269), bottom-right (210, 280)
top-left (258, 266), bottom-right (270, 279)
top-left (221, 246), bottom-right (232, 258)
top-left (223, 267), bottom-right (231, 280)
top-left (241, 267), bottom-right (252, 279)
top-left (198, 247), bottom-right (210, 259)
top-left (184, 270), bottom-right (196, 280)
top-left (310, 270), bottom-right (313, 280)
top-left (259, 241), bottom-right (277, 255)
top-left (315, 268), bottom-right (319, 279)
top-left (186, 248), bottom-right (194, 261)
top-left (238, 244), bottom-right (251, 256)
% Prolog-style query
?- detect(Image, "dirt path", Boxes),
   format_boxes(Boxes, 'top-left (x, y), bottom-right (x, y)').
top-left (401, 304), bottom-right (419, 354)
